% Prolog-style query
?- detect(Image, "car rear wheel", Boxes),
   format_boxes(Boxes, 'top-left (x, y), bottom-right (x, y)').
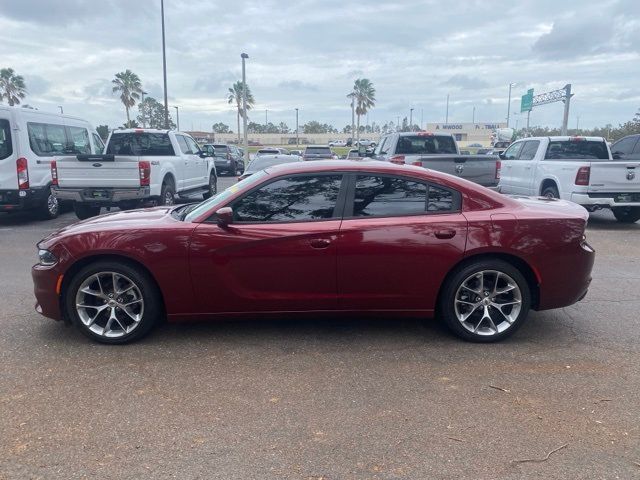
top-left (38, 189), bottom-right (59, 220)
top-left (65, 261), bottom-right (162, 344)
top-left (541, 185), bottom-right (559, 199)
top-left (612, 207), bottom-right (640, 223)
top-left (439, 259), bottom-right (531, 342)
top-left (74, 203), bottom-right (101, 220)
top-left (202, 172), bottom-right (217, 200)
top-left (159, 182), bottom-right (175, 206)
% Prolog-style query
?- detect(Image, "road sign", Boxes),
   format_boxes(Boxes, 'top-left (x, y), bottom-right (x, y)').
top-left (521, 88), bottom-right (534, 113)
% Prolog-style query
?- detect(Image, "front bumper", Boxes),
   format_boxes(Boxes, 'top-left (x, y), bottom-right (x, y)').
top-left (32, 263), bottom-right (64, 321)
top-left (570, 192), bottom-right (640, 208)
top-left (0, 187), bottom-right (50, 212)
top-left (53, 186), bottom-right (150, 204)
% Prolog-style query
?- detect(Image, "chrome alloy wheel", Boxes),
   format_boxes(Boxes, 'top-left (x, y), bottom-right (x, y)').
top-left (164, 190), bottom-right (175, 205)
top-left (47, 192), bottom-right (59, 216)
top-left (75, 272), bottom-right (144, 338)
top-left (454, 270), bottom-right (522, 336)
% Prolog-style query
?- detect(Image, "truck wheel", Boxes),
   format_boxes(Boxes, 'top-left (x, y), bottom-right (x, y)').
top-left (541, 185), bottom-right (559, 199)
top-left (37, 189), bottom-right (59, 220)
top-left (74, 204), bottom-right (101, 220)
top-left (118, 201), bottom-right (139, 211)
top-left (159, 182), bottom-right (175, 206)
top-left (203, 173), bottom-right (217, 200)
top-left (612, 207), bottom-right (640, 223)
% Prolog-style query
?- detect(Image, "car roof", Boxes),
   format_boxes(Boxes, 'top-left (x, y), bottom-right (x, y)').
top-left (397, 131), bottom-right (452, 137)
top-left (306, 145), bottom-right (331, 148)
top-left (112, 128), bottom-right (173, 134)
top-left (519, 136), bottom-right (606, 142)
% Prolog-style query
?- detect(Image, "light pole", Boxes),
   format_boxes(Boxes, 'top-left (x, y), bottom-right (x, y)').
top-left (241, 53), bottom-right (249, 163)
top-left (173, 106), bottom-right (179, 131)
top-left (445, 94), bottom-right (450, 123)
top-left (506, 82), bottom-right (516, 128)
top-left (396, 116), bottom-right (400, 132)
top-left (265, 109), bottom-right (268, 127)
top-left (472, 105), bottom-right (476, 124)
top-left (409, 108), bottom-right (414, 132)
top-left (58, 106), bottom-right (63, 114)
top-left (420, 109), bottom-right (423, 130)
top-left (295, 108), bottom-right (299, 147)
top-left (141, 90), bottom-right (148, 128)
top-left (161, 0), bottom-right (169, 129)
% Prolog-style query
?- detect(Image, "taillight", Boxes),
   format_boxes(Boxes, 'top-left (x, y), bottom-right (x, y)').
top-left (495, 160), bottom-right (501, 180)
top-left (17, 157), bottom-right (29, 189)
top-left (390, 155), bottom-right (405, 165)
top-left (575, 166), bottom-right (590, 186)
top-left (139, 161), bottom-right (150, 186)
top-left (411, 161), bottom-right (422, 166)
top-left (51, 160), bottom-right (58, 186)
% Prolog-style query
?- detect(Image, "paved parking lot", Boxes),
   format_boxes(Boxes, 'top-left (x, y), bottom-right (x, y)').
top-left (1, 178), bottom-right (639, 479)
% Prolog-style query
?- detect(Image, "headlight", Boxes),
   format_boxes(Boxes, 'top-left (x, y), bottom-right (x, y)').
top-left (38, 249), bottom-right (58, 266)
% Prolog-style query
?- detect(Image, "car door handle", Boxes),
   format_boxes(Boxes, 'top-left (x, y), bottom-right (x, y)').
top-left (435, 229), bottom-right (456, 239)
top-left (310, 238), bottom-right (331, 249)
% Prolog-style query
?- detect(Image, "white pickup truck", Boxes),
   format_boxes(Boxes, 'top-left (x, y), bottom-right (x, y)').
top-left (498, 136), bottom-right (640, 223)
top-left (52, 129), bottom-right (218, 219)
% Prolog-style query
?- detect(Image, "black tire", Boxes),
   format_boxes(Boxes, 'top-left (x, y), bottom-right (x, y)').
top-left (37, 188), bottom-right (60, 220)
top-left (202, 172), bottom-right (218, 200)
top-left (612, 207), bottom-right (640, 223)
top-left (159, 181), bottom-right (175, 206)
top-left (74, 203), bottom-right (101, 220)
top-left (64, 260), bottom-right (162, 344)
top-left (541, 184), bottom-right (559, 199)
top-left (439, 259), bottom-right (531, 343)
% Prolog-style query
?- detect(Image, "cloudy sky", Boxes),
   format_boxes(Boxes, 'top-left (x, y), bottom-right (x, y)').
top-left (1, 0), bottom-right (639, 132)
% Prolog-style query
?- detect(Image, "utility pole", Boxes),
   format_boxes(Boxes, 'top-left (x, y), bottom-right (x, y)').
top-left (397, 116), bottom-right (400, 132)
top-left (58, 106), bottom-right (63, 114)
top-left (173, 106), bottom-right (179, 131)
top-left (445, 94), bottom-right (450, 123)
top-left (265, 109), bottom-right (268, 127)
top-left (295, 108), bottom-right (299, 147)
top-left (349, 93), bottom-right (355, 141)
top-left (161, 0), bottom-right (169, 129)
top-left (506, 82), bottom-right (515, 128)
top-left (472, 105), bottom-right (475, 124)
top-left (241, 53), bottom-right (249, 163)
top-left (561, 84), bottom-right (572, 136)
top-left (526, 110), bottom-right (530, 131)
top-left (576, 114), bottom-right (580, 133)
top-left (420, 109), bottom-right (423, 130)
top-left (141, 90), bottom-right (148, 128)
top-left (409, 108), bottom-right (414, 132)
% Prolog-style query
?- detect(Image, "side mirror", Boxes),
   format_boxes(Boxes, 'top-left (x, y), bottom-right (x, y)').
top-left (216, 207), bottom-right (233, 228)
top-left (200, 150), bottom-right (213, 158)
top-left (498, 152), bottom-right (506, 160)
top-left (612, 151), bottom-right (622, 160)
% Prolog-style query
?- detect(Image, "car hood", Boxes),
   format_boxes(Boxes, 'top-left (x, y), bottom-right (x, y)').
top-left (38, 206), bottom-right (179, 248)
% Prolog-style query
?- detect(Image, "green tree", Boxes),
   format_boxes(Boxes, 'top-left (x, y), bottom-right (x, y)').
top-left (96, 125), bottom-right (110, 140)
top-left (0, 68), bottom-right (27, 106)
top-left (278, 122), bottom-right (289, 134)
top-left (212, 122), bottom-right (231, 134)
top-left (112, 70), bottom-right (143, 124)
top-left (351, 78), bottom-right (376, 144)
top-left (123, 120), bottom-right (140, 128)
top-left (137, 97), bottom-right (175, 129)
top-left (227, 81), bottom-right (255, 143)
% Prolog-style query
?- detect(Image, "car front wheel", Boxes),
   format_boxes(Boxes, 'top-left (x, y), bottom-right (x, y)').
top-left (65, 261), bottom-right (162, 344)
top-left (612, 206), bottom-right (640, 223)
top-left (439, 259), bottom-right (531, 342)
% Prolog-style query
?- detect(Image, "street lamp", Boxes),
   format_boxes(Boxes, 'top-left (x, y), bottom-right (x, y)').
top-left (445, 94), bottom-right (450, 123)
top-left (295, 108), bottom-right (299, 147)
top-left (241, 53), bottom-right (249, 163)
top-left (409, 108), bottom-right (414, 132)
top-left (506, 82), bottom-right (516, 128)
top-left (173, 106), bottom-right (179, 131)
top-left (161, 0), bottom-right (169, 129)
top-left (472, 105), bottom-right (476, 124)
top-left (265, 109), bottom-right (268, 127)
top-left (58, 106), bottom-right (63, 114)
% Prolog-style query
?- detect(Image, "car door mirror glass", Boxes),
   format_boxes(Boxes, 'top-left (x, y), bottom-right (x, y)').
top-left (216, 207), bottom-right (233, 228)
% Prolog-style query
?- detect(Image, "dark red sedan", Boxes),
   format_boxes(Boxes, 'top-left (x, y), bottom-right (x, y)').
top-left (32, 161), bottom-right (595, 344)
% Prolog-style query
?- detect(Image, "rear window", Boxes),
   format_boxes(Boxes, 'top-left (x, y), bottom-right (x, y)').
top-left (545, 140), bottom-right (609, 160)
top-left (0, 119), bottom-right (12, 160)
top-left (106, 132), bottom-right (175, 156)
top-left (305, 147), bottom-right (331, 155)
top-left (396, 135), bottom-right (457, 155)
top-left (212, 144), bottom-right (228, 157)
top-left (248, 156), bottom-right (299, 172)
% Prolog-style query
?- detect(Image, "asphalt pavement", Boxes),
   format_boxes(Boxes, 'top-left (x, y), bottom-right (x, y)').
top-left (1, 179), bottom-right (639, 479)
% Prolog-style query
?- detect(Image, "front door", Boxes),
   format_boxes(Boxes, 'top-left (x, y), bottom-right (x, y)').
top-left (510, 139), bottom-right (539, 195)
top-left (336, 174), bottom-right (467, 312)
top-left (184, 136), bottom-right (208, 186)
top-left (498, 142), bottom-right (523, 194)
top-left (189, 173), bottom-right (346, 313)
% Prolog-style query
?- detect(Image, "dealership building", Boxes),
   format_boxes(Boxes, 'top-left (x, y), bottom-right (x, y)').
top-left (425, 122), bottom-right (507, 147)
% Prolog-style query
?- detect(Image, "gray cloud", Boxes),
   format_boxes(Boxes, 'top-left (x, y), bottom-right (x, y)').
top-left (443, 75), bottom-right (490, 90)
top-left (23, 74), bottom-right (50, 95)
top-left (532, 17), bottom-right (615, 59)
top-left (277, 81), bottom-right (319, 91)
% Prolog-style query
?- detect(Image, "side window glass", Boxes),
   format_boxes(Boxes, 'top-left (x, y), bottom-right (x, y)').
top-left (28, 122), bottom-right (67, 156)
top-left (233, 175), bottom-right (343, 222)
top-left (502, 142), bottom-right (523, 160)
top-left (519, 141), bottom-right (540, 161)
top-left (176, 135), bottom-right (191, 154)
top-left (186, 137), bottom-right (200, 154)
top-left (633, 138), bottom-right (640, 155)
top-left (0, 119), bottom-right (12, 160)
top-left (65, 126), bottom-right (91, 154)
top-left (428, 185), bottom-right (454, 212)
top-left (374, 137), bottom-right (387, 155)
top-left (612, 136), bottom-right (637, 156)
top-left (353, 175), bottom-right (427, 217)
top-left (92, 133), bottom-right (105, 154)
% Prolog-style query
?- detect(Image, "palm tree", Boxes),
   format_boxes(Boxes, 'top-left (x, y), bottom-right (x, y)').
top-left (227, 81), bottom-right (255, 143)
top-left (112, 70), bottom-right (143, 124)
top-left (0, 68), bottom-right (27, 106)
top-left (352, 79), bottom-right (376, 144)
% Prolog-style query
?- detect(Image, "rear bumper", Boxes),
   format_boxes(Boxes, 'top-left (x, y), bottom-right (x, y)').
top-left (0, 187), bottom-right (50, 212)
top-left (53, 186), bottom-right (150, 204)
top-left (570, 192), bottom-right (640, 208)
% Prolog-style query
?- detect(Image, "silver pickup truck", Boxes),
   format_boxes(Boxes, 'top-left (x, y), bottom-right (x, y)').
top-left (371, 132), bottom-right (500, 188)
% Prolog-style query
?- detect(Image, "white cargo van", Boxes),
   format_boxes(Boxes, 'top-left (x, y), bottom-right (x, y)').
top-left (0, 106), bottom-right (103, 219)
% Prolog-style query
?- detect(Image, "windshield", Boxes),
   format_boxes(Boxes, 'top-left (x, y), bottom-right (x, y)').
top-left (545, 140), bottom-right (609, 160)
top-left (184, 170), bottom-right (269, 222)
top-left (396, 135), bottom-right (457, 155)
top-left (247, 155), bottom-right (299, 172)
top-left (106, 132), bottom-right (175, 156)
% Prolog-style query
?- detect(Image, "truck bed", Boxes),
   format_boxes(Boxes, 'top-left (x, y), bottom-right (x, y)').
top-left (410, 154), bottom-right (499, 187)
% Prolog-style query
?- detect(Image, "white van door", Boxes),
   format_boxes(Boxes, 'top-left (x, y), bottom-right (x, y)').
top-left (0, 109), bottom-right (18, 192)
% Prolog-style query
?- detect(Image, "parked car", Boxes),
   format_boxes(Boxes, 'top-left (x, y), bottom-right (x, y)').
top-left (33, 160), bottom-right (595, 344)
top-left (468, 143), bottom-right (483, 148)
top-left (329, 140), bottom-right (347, 147)
top-left (303, 145), bottom-right (335, 160)
top-left (610, 134), bottom-right (640, 161)
top-left (53, 129), bottom-right (217, 219)
top-left (355, 139), bottom-right (377, 148)
top-left (238, 154), bottom-right (303, 181)
top-left (256, 148), bottom-right (290, 157)
top-left (498, 136), bottom-right (640, 223)
top-left (0, 105), bottom-right (103, 220)
top-left (203, 143), bottom-right (244, 176)
top-left (345, 149), bottom-right (364, 159)
top-left (372, 132), bottom-right (500, 188)
top-left (290, 149), bottom-right (302, 156)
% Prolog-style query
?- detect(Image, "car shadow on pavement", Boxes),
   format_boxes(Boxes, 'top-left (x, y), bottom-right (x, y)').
top-left (587, 210), bottom-right (640, 230)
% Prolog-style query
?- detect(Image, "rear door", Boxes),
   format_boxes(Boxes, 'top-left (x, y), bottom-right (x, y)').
top-left (0, 112), bottom-right (17, 193)
top-left (336, 173), bottom-right (467, 312)
top-left (611, 136), bottom-right (639, 161)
